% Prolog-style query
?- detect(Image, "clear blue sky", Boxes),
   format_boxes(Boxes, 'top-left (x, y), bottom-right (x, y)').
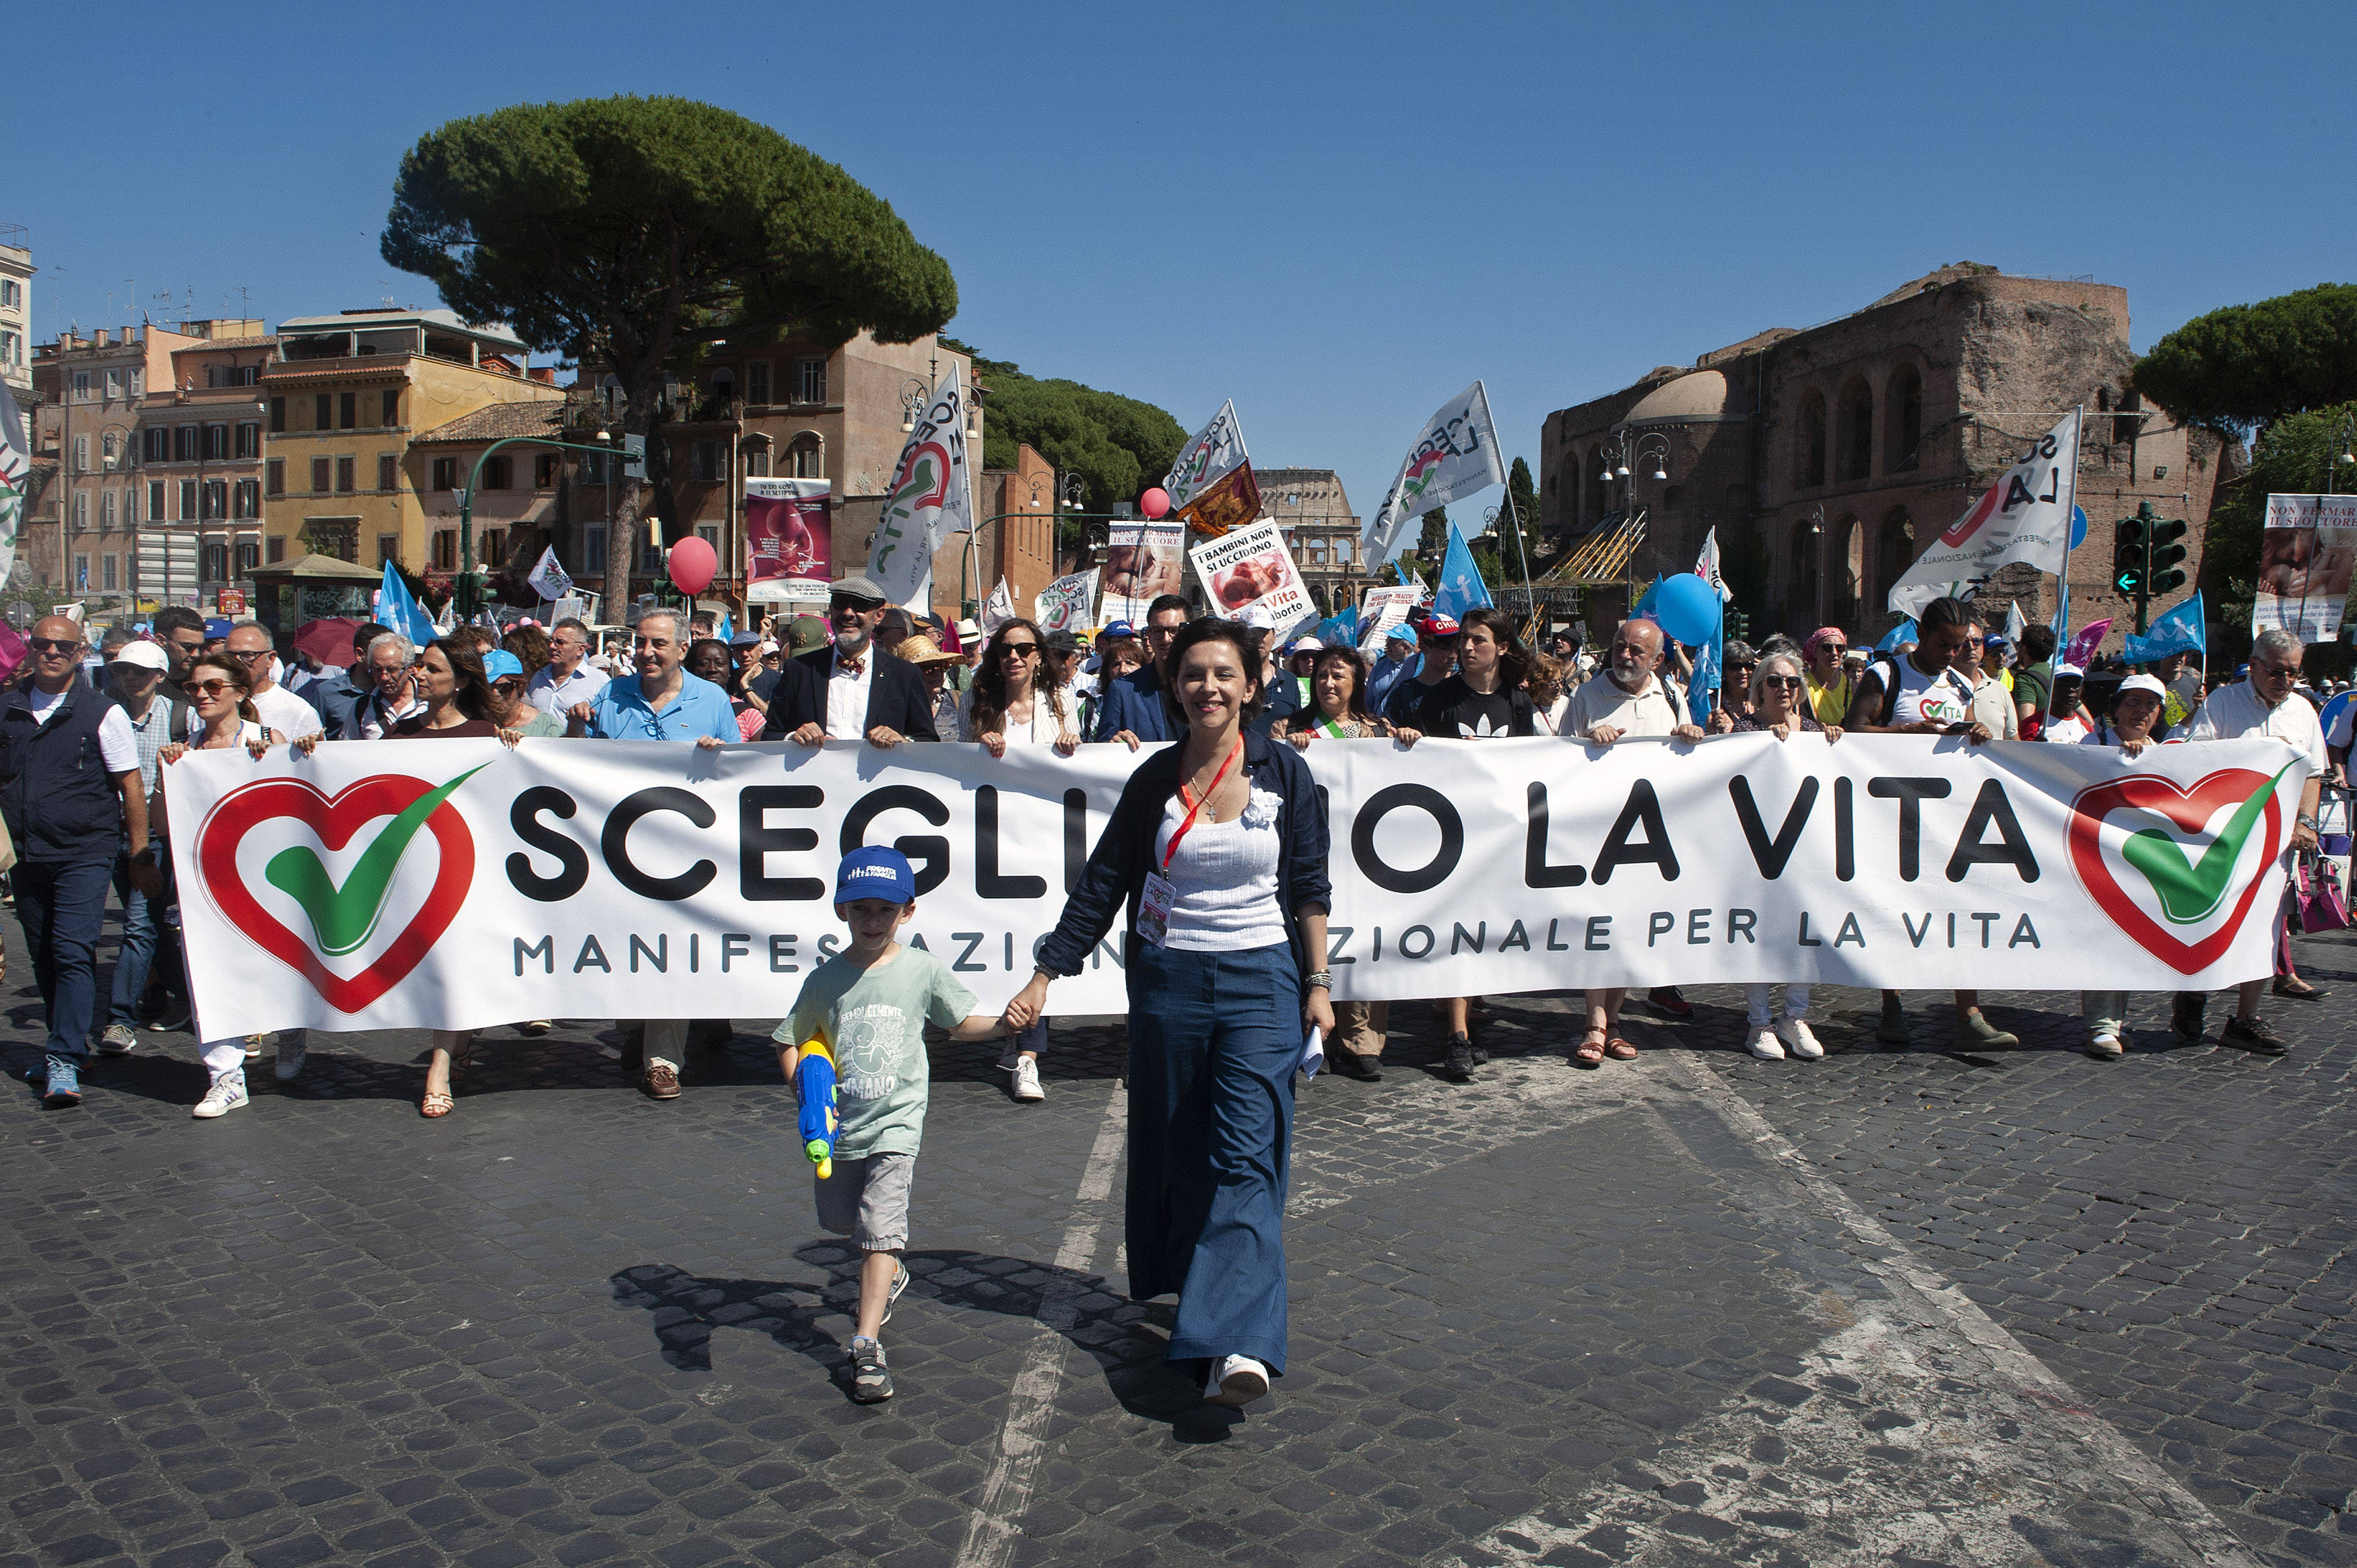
top-left (17, 0), bottom-right (2354, 531)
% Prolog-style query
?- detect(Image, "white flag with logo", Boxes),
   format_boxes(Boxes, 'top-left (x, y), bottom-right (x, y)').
top-left (527, 545), bottom-right (572, 602)
top-left (1889, 409), bottom-right (2081, 615)
top-left (1364, 381), bottom-right (1508, 564)
top-left (1695, 526), bottom-right (1733, 602)
top-left (1162, 401), bottom-right (1248, 514)
top-left (2003, 601), bottom-right (2026, 646)
top-left (979, 576), bottom-right (1018, 639)
top-left (0, 378), bottom-right (28, 590)
top-left (869, 365), bottom-right (972, 607)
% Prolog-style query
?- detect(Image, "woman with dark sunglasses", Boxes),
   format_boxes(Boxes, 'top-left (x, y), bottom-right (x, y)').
top-left (957, 618), bottom-right (1080, 1103)
top-left (1705, 640), bottom-right (1761, 733)
top-left (1725, 650), bottom-right (1842, 1061)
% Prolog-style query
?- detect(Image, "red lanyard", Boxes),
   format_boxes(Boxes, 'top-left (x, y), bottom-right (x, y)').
top-left (1162, 739), bottom-right (1242, 871)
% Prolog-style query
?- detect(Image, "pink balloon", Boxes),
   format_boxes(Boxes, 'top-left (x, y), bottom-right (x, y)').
top-left (1139, 487), bottom-right (1170, 520)
top-left (667, 535), bottom-right (719, 596)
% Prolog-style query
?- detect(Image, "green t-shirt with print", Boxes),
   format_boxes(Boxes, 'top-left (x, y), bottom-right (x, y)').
top-left (778, 947), bottom-right (977, 1160)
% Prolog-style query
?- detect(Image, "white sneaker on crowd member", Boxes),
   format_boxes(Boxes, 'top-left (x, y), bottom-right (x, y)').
top-left (193, 1075), bottom-right (248, 1119)
top-left (274, 1035), bottom-right (306, 1081)
top-left (2086, 1031), bottom-right (2124, 1060)
top-left (1011, 1057), bottom-right (1045, 1102)
top-left (1204, 1355), bottom-right (1270, 1408)
top-left (1746, 1026), bottom-right (1785, 1060)
top-left (1773, 1017), bottom-right (1825, 1060)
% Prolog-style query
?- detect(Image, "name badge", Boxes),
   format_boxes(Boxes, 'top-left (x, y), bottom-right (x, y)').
top-left (1137, 871), bottom-right (1176, 948)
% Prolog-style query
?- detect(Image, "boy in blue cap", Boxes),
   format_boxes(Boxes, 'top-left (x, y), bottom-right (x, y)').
top-left (776, 846), bottom-right (1010, 1402)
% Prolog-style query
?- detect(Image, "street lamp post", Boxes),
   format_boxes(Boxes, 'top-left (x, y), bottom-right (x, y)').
top-left (457, 428), bottom-right (630, 623)
top-left (962, 471), bottom-right (1086, 615)
top-left (1596, 427), bottom-right (1671, 602)
top-left (2327, 411), bottom-right (2357, 496)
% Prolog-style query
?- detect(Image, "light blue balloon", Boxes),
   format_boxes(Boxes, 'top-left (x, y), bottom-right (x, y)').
top-left (1653, 574), bottom-right (1721, 647)
top-left (2071, 505), bottom-right (2088, 550)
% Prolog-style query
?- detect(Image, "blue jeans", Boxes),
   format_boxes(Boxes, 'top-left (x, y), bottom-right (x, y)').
top-left (107, 847), bottom-right (164, 1031)
top-left (16, 856), bottom-right (114, 1066)
top-left (1125, 940), bottom-right (1300, 1375)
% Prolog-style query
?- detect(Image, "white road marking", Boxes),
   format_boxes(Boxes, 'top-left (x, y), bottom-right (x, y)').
top-left (952, 1083), bottom-right (1129, 1568)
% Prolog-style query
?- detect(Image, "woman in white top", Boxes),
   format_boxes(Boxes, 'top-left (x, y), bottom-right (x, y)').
top-left (153, 652), bottom-right (286, 1120)
top-left (958, 619), bottom-right (1080, 1103)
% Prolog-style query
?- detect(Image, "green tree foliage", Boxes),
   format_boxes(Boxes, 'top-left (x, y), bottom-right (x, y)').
top-left (2195, 401), bottom-right (2357, 634)
top-left (380, 96), bottom-right (956, 613)
top-left (1418, 506), bottom-right (1451, 564)
top-left (2133, 284), bottom-right (2357, 438)
top-left (943, 339), bottom-right (1185, 514)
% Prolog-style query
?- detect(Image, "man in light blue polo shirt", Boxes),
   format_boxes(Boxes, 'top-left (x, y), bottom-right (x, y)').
top-left (565, 609), bottom-right (738, 743)
top-left (564, 608), bottom-right (735, 1099)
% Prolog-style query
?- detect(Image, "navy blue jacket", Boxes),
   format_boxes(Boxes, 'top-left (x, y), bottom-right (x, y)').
top-left (1036, 728), bottom-right (1332, 984)
top-left (306, 668), bottom-right (371, 739)
top-left (1092, 663), bottom-right (1174, 744)
top-left (1251, 667), bottom-right (1304, 738)
top-left (756, 647), bottom-right (939, 742)
top-left (0, 675), bottom-right (128, 862)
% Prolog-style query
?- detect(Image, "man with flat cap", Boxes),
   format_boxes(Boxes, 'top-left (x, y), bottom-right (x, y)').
top-left (758, 575), bottom-right (940, 747)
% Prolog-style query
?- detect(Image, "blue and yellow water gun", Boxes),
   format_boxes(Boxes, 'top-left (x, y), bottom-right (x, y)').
top-left (795, 1033), bottom-right (839, 1179)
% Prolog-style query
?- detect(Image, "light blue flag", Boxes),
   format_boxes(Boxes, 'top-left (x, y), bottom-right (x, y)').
top-left (1875, 616), bottom-right (1918, 653)
top-left (1688, 607), bottom-right (1724, 726)
top-left (1432, 525), bottom-right (1493, 619)
top-left (2050, 580), bottom-right (2069, 644)
top-left (714, 611), bottom-right (733, 644)
top-left (378, 561), bottom-right (436, 647)
top-left (1631, 575), bottom-right (1665, 619)
top-left (2124, 590), bottom-right (2205, 662)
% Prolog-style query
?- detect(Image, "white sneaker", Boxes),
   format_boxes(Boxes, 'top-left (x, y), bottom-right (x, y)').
top-left (1204, 1355), bottom-right (1270, 1408)
top-left (1746, 1025), bottom-right (1785, 1060)
top-left (193, 1076), bottom-right (248, 1119)
top-left (1011, 1057), bottom-right (1044, 1102)
top-left (273, 1037), bottom-right (306, 1081)
top-left (1774, 1017), bottom-right (1824, 1060)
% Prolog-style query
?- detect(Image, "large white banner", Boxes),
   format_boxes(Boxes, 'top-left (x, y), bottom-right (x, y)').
top-left (0, 378), bottom-right (28, 590)
top-left (1890, 409), bottom-right (2082, 614)
top-left (1364, 381), bottom-right (1508, 564)
top-left (166, 734), bottom-right (2306, 1037)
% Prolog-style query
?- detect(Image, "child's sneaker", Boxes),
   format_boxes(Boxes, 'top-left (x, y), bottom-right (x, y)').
top-left (883, 1262), bottom-right (910, 1324)
top-left (1204, 1355), bottom-right (1270, 1408)
top-left (849, 1336), bottom-right (894, 1402)
top-left (1774, 1017), bottom-right (1824, 1060)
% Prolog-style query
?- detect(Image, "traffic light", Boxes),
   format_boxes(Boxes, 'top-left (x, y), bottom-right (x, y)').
top-left (2148, 516), bottom-right (2189, 596)
top-left (1727, 608), bottom-right (1751, 645)
top-left (2112, 510), bottom-right (2150, 595)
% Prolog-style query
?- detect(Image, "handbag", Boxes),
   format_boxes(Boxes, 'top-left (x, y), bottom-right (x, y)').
top-left (2296, 851), bottom-right (2352, 934)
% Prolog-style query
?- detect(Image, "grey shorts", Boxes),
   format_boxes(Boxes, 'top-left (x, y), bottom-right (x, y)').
top-left (815, 1152), bottom-right (914, 1252)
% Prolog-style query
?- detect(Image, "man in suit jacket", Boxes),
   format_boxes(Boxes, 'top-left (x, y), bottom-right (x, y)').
top-left (1092, 594), bottom-right (1193, 745)
top-left (758, 576), bottom-right (939, 746)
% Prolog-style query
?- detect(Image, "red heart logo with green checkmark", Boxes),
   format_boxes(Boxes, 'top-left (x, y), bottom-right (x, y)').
top-left (195, 769), bottom-right (483, 1013)
top-left (2068, 765), bottom-right (2290, 974)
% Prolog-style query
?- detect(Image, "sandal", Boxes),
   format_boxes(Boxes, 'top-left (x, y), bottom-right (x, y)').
top-left (420, 1089), bottom-right (454, 1119)
top-left (1574, 1028), bottom-right (1606, 1069)
top-left (1604, 1037), bottom-right (1638, 1061)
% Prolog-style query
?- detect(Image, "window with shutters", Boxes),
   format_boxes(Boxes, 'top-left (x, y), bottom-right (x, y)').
top-left (482, 454), bottom-right (511, 490)
top-left (269, 397), bottom-right (286, 434)
top-left (201, 542), bottom-right (228, 583)
top-left (788, 434), bottom-right (823, 479)
top-left (265, 459), bottom-right (285, 498)
top-left (148, 480), bottom-right (166, 519)
top-left (71, 496), bottom-right (86, 532)
top-left (432, 457), bottom-right (457, 491)
top-left (378, 455), bottom-right (397, 492)
top-left (106, 369), bottom-right (123, 402)
top-left (72, 552), bottom-right (88, 586)
top-left (692, 440), bottom-right (723, 482)
top-left (335, 457), bottom-right (356, 493)
top-left (179, 480), bottom-right (196, 519)
top-left (130, 367), bottom-right (144, 397)
top-left (205, 423), bottom-right (229, 461)
top-left (534, 454), bottom-right (558, 489)
top-left (432, 530), bottom-right (457, 571)
top-left (376, 535), bottom-right (398, 568)
top-left (234, 479), bottom-right (260, 519)
top-left (584, 526), bottom-right (607, 573)
top-left (237, 539), bottom-right (261, 576)
top-left (73, 372), bottom-right (91, 401)
top-left (71, 434), bottom-right (88, 472)
top-left (143, 427), bottom-right (168, 463)
top-left (380, 388), bottom-right (399, 426)
top-left (314, 393), bottom-right (331, 430)
top-left (482, 529), bottom-right (505, 569)
top-left (310, 457), bottom-right (331, 493)
top-left (100, 490), bottom-right (115, 529)
top-left (236, 422), bottom-right (260, 459)
top-left (747, 446), bottom-right (770, 477)
top-left (748, 362), bottom-right (770, 405)
top-left (267, 535), bottom-right (285, 564)
top-left (175, 425), bottom-right (197, 462)
top-left (339, 393), bottom-right (356, 430)
top-left (203, 480), bottom-right (228, 520)
top-left (795, 359), bottom-right (827, 404)
top-left (102, 555), bottom-right (117, 591)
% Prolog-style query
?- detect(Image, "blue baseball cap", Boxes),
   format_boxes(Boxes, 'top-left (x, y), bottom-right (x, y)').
top-left (1100, 619), bottom-right (1137, 640)
top-left (482, 649), bottom-right (525, 682)
top-left (834, 846), bottom-right (917, 906)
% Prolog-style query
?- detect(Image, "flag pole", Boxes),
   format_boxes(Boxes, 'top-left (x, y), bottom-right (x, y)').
top-left (1501, 476), bottom-right (1537, 633)
top-left (2049, 405), bottom-right (2084, 720)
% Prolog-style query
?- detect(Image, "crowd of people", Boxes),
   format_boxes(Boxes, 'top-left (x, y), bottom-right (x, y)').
top-left (0, 579), bottom-right (2344, 1411)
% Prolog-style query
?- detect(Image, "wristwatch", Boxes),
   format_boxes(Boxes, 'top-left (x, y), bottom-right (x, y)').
top-left (2298, 815), bottom-right (2321, 831)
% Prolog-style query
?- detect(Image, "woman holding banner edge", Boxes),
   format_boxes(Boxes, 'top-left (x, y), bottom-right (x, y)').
top-left (1007, 617), bottom-right (1333, 1411)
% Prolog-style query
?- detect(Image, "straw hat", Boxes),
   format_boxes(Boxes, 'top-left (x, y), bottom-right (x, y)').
top-left (896, 633), bottom-right (962, 669)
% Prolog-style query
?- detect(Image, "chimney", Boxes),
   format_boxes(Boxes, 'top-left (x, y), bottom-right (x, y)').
top-left (529, 366), bottom-right (557, 384)
top-left (93, 328), bottom-right (110, 347)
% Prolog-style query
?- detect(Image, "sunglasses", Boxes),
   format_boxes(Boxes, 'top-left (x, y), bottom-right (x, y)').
top-left (830, 596), bottom-right (885, 615)
top-left (1000, 643), bottom-right (1040, 658)
top-left (189, 679), bottom-right (236, 699)
top-left (229, 646), bottom-right (271, 660)
top-left (1764, 675), bottom-right (1807, 689)
top-left (28, 637), bottom-right (81, 654)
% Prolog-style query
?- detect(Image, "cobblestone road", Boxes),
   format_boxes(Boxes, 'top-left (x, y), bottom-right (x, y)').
top-left (2, 907), bottom-right (2351, 1567)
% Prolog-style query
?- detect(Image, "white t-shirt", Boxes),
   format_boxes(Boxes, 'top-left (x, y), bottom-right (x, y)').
top-left (26, 685), bottom-right (139, 774)
top-left (2043, 716), bottom-right (2091, 744)
top-left (2183, 679), bottom-right (2329, 771)
top-left (826, 650), bottom-right (875, 739)
top-left (250, 682), bottom-right (325, 741)
top-left (1873, 656), bottom-right (1974, 727)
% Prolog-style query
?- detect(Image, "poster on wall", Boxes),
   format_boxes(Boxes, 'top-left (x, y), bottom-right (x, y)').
top-left (2255, 493), bottom-right (2357, 644)
top-left (744, 477), bottom-right (833, 602)
top-left (1099, 522), bottom-right (1187, 626)
top-left (1189, 517), bottom-right (1314, 632)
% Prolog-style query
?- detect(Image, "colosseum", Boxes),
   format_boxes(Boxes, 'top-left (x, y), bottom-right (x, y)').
top-left (1537, 263), bottom-right (2230, 648)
